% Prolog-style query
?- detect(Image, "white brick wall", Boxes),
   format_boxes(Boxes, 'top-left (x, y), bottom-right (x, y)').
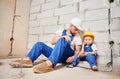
top-left (30, 5), bottom-right (41, 13)
top-left (28, 42), bottom-right (36, 49)
top-left (28, 0), bottom-right (120, 71)
top-left (46, 0), bottom-right (56, 3)
top-left (40, 17), bottom-right (58, 26)
top-left (97, 56), bottom-right (111, 66)
top-left (29, 20), bottom-right (40, 27)
top-left (85, 9), bottom-right (108, 21)
top-left (29, 27), bottom-right (43, 34)
top-left (54, 4), bottom-right (77, 16)
top-left (28, 35), bottom-right (39, 42)
top-left (111, 18), bottom-right (120, 30)
top-left (111, 7), bottom-right (120, 18)
top-left (111, 31), bottom-right (120, 43)
top-left (37, 10), bottom-right (54, 19)
top-left (41, 0), bottom-right (59, 11)
top-left (113, 57), bottom-right (120, 71)
top-left (59, 13), bottom-right (80, 24)
top-left (60, 0), bottom-right (80, 6)
top-left (30, 14), bottom-right (37, 20)
top-left (39, 34), bottom-right (54, 42)
top-left (31, 0), bottom-right (44, 6)
top-left (79, 0), bottom-right (107, 11)
top-left (97, 56), bottom-right (111, 71)
top-left (112, 43), bottom-right (120, 57)
top-left (94, 32), bottom-right (109, 43)
top-left (83, 20), bottom-right (108, 32)
top-left (97, 43), bottom-right (110, 56)
top-left (43, 25), bottom-right (65, 34)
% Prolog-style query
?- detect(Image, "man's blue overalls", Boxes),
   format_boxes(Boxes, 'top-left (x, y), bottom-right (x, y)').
top-left (27, 30), bottom-right (75, 66)
top-left (72, 44), bottom-right (97, 68)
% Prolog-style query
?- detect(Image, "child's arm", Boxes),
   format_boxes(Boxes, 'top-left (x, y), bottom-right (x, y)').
top-left (91, 50), bottom-right (97, 55)
top-left (84, 50), bottom-right (97, 56)
top-left (73, 45), bottom-right (82, 57)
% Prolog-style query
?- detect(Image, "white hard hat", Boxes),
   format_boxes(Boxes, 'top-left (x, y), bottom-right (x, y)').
top-left (70, 17), bottom-right (83, 31)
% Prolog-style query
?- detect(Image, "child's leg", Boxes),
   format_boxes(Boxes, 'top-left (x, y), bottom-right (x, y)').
top-left (66, 56), bottom-right (80, 68)
top-left (72, 56), bottom-right (80, 66)
top-left (85, 54), bottom-right (97, 68)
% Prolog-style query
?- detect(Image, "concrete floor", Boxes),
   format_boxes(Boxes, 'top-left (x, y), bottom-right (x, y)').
top-left (0, 58), bottom-right (120, 79)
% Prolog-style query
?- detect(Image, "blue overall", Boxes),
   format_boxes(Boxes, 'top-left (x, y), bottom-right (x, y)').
top-left (72, 44), bottom-right (97, 68)
top-left (27, 30), bottom-right (75, 66)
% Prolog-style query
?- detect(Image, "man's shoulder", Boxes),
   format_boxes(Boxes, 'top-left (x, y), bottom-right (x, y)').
top-left (55, 29), bottom-right (64, 35)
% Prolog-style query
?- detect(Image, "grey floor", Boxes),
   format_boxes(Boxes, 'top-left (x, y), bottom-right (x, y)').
top-left (0, 58), bottom-right (120, 79)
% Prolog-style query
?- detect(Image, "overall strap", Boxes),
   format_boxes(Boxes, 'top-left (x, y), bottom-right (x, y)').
top-left (62, 29), bottom-right (67, 36)
top-left (62, 29), bottom-right (74, 41)
top-left (84, 43), bottom-right (93, 52)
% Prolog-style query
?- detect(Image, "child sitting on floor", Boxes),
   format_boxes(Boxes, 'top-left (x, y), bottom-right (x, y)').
top-left (67, 32), bottom-right (98, 71)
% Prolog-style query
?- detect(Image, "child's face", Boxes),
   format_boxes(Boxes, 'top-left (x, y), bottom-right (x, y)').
top-left (84, 36), bottom-right (94, 45)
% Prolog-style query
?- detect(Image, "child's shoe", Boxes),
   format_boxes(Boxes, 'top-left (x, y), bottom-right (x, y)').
top-left (66, 62), bottom-right (78, 68)
top-left (66, 64), bottom-right (74, 68)
top-left (91, 66), bottom-right (98, 71)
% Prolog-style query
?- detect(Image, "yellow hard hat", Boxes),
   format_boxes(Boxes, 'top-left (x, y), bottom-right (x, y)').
top-left (83, 32), bottom-right (94, 39)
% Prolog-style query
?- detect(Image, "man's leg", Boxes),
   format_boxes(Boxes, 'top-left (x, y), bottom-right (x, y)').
top-left (34, 38), bottom-right (74, 73)
top-left (27, 42), bottom-right (53, 62)
top-left (9, 42), bottom-right (53, 68)
top-left (48, 38), bottom-right (73, 66)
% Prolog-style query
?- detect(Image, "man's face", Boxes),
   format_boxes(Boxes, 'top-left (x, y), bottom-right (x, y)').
top-left (70, 24), bottom-right (79, 35)
top-left (84, 36), bottom-right (94, 45)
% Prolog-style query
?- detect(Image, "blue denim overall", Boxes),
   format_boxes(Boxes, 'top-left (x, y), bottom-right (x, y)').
top-left (72, 44), bottom-right (97, 68)
top-left (27, 30), bottom-right (75, 66)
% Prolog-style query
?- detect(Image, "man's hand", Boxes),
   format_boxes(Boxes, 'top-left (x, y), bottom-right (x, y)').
top-left (62, 36), bottom-right (71, 42)
top-left (66, 56), bottom-right (74, 63)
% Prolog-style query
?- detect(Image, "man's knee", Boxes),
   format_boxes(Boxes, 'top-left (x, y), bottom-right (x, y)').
top-left (58, 37), bottom-right (65, 41)
top-left (56, 37), bottom-right (67, 44)
top-left (35, 42), bottom-right (45, 46)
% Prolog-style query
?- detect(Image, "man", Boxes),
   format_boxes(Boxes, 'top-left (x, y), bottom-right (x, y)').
top-left (9, 17), bottom-right (84, 74)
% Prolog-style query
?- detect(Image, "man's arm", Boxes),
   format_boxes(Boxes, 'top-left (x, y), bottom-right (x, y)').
top-left (66, 45), bottom-right (82, 63)
top-left (72, 45), bottom-right (82, 58)
top-left (51, 34), bottom-right (71, 45)
top-left (51, 34), bottom-right (61, 45)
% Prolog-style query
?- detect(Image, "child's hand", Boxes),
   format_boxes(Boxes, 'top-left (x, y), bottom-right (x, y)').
top-left (84, 52), bottom-right (89, 56)
top-left (79, 52), bottom-right (85, 57)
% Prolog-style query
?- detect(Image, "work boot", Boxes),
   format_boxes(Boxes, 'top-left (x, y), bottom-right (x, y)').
top-left (0, 62), bottom-right (2, 65)
top-left (9, 59), bottom-right (33, 68)
top-left (91, 66), bottom-right (98, 71)
top-left (33, 61), bottom-right (53, 74)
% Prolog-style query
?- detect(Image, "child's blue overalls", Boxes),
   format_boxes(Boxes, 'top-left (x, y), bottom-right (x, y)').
top-left (27, 29), bottom-right (75, 66)
top-left (72, 44), bottom-right (97, 68)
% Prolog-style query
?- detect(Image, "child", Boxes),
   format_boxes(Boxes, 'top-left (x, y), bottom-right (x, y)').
top-left (67, 32), bottom-right (98, 71)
